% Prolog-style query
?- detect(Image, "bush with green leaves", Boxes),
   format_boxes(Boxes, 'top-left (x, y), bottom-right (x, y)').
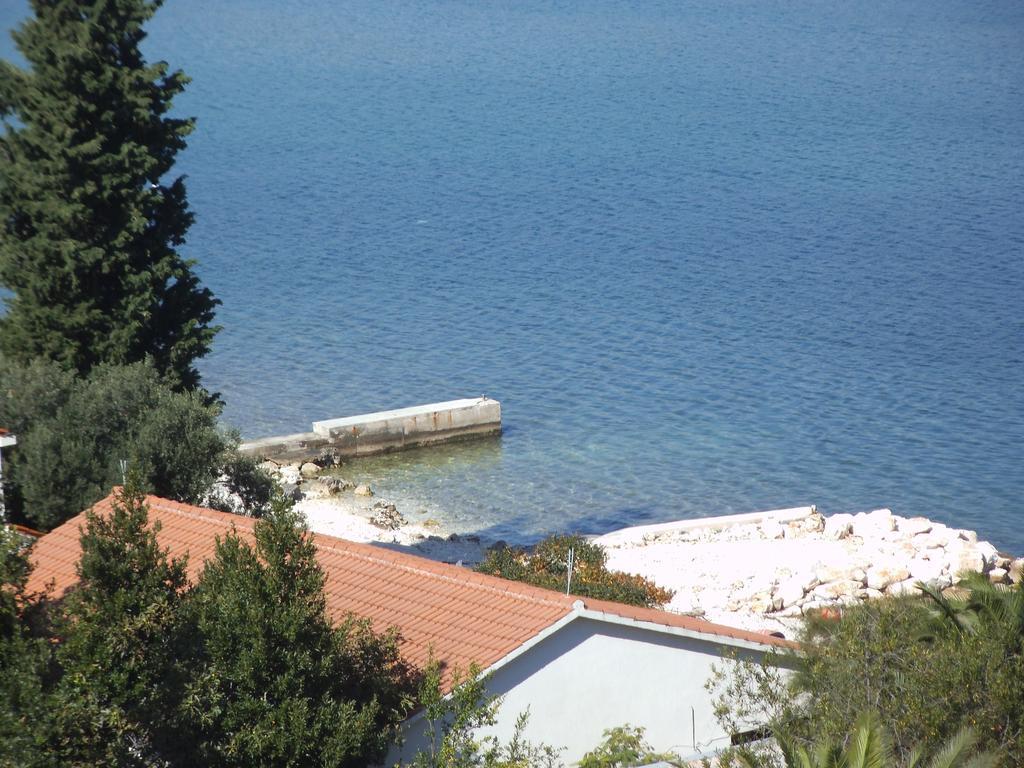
top-left (728, 710), bottom-right (996, 768)
top-left (0, 513), bottom-right (51, 768)
top-left (184, 497), bottom-right (417, 767)
top-left (0, 355), bottom-right (272, 529)
top-left (2, 485), bottom-right (419, 766)
top-left (48, 479), bottom-right (195, 766)
top-left (577, 725), bottom-right (682, 768)
top-left (477, 535), bottom-right (674, 608)
top-left (709, 584), bottom-right (1024, 767)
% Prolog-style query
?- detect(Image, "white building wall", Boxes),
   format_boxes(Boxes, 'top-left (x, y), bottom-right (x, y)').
top-left (391, 617), bottom-right (776, 765)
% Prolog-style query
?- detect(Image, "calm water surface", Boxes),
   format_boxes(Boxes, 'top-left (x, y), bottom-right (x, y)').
top-left (3, 1), bottom-right (1022, 550)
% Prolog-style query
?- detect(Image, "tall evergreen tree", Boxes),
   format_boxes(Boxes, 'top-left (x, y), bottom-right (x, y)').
top-left (0, 0), bottom-right (219, 391)
top-left (52, 480), bottom-right (195, 765)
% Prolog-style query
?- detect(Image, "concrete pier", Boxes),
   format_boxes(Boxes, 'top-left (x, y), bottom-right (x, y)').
top-left (239, 397), bottom-right (501, 462)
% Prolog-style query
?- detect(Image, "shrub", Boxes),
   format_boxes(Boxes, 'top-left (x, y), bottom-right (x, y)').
top-left (577, 725), bottom-right (682, 768)
top-left (0, 355), bottom-right (272, 529)
top-left (184, 497), bottom-right (416, 767)
top-left (709, 587), bottom-right (1024, 766)
top-left (477, 534), bottom-right (674, 608)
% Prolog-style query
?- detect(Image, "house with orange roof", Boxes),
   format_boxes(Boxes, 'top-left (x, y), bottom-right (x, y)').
top-left (26, 492), bottom-right (795, 763)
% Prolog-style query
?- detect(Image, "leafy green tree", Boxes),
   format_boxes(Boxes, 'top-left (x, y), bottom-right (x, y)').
top-left (0, 516), bottom-right (53, 768)
top-left (0, 356), bottom-right (272, 530)
top-left (0, 0), bottom-right (218, 391)
top-left (709, 591), bottom-right (1023, 766)
top-left (477, 535), bottom-right (674, 608)
top-left (49, 479), bottom-right (195, 766)
top-left (184, 498), bottom-right (416, 767)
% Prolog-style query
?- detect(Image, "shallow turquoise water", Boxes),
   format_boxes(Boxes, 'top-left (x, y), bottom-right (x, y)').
top-left (3, 1), bottom-right (1022, 550)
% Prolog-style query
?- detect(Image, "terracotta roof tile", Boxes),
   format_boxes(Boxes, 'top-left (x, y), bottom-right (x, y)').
top-left (26, 492), bottom-right (793, 690)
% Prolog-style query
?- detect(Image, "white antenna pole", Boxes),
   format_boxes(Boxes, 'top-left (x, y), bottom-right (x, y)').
top-left (566, 547), bottom-right (574, 595)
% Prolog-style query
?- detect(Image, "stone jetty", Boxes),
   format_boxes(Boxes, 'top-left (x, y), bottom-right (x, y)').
top-left (238, 397), bottom-right (501, 462)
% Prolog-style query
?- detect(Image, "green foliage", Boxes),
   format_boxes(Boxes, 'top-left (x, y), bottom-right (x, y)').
top-left (50, 478), bottom-right (194, 766)
top-left (731, 711), bottom-right (997, 768)
top-left (0, 0), bottom-right (219, 391)
top-left (183, 497), bottom-right (416, 767)
top-left (1, 488), bottom-right (417, 766)
top-left (0, 355), bottom-right (271, 529)
top-left (476, 535), bottom-right (674, 608)
top-left (577, 725), bottom-right (682, 768)
top-left (710, 588), bottom-right (1023, 767)
top-left (402, 662), bottom-right (561, 768)
top-left (0, 517), bottom-right (52, 768)
top-left (207, 450), bottom-right (277, 518)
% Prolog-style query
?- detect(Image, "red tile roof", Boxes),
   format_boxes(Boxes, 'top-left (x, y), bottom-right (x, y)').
top-left (27, 493), bottom-right (793, 690)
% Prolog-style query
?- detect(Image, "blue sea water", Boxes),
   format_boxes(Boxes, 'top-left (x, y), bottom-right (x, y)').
top-left (2, 1), bottom-right (1023, 551)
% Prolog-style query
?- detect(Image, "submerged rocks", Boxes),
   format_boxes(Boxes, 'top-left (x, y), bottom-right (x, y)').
top-left (370, 501), bottom-right (406, 530)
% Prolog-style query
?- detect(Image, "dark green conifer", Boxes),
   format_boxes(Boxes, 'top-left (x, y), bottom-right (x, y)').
top-left (0, 0), bottom-right (218, 391)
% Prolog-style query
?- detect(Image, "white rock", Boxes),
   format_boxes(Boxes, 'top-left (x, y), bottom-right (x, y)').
top-left (866, 564), bottom-right (910, 591)
top-left (915, 533), bottom-right (949, 551)
top-left (812, 580), bottom-right (862, 600)
top-left (976, 541), bottom-right (998, 569)
top-left (851, 509), bottom-right (896, 539)
top-left (823, 514), bottom-right (854, 540)
top-left (989, 567), bottom-right (1008, 583)
top-left (353, 484), bottom-right (374, 497)
top-left (886, 578), bottom-right (921, 597)
top-left (815, 563), bottom-right (850, 585)
top-left (1010, 558), bottom-right (1024, 584)
top-left (909, 557), bottom-right (945, 583)
top-left (300, 462), bottom-right (320, 478)
top-left (774, 577), bottom-right (806, 609)
top-left (947, 544), bottom-right (986, 578)
top-left (760, 521), bottom-right (786, 540)
top-left (899, 516), bottom-right (933, 537)
top-left (958, 529), bottom-right (979, 544)
top-left (747, 591), bottom-right (774, 613)
top-left (800, 599), bottom-right (825, 614)
top-left (859, 588), bottom-right (885, 601)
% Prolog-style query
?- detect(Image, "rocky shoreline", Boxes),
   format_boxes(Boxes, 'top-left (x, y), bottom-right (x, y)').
top-left (595, 507), bottom-right (1022, 633)
top-left (260, 458), bottom-right (1023, 634)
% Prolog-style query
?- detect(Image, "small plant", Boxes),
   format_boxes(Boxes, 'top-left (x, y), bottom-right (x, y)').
top-left (577, 724), bottom-right (683, 768)
top-left (477, 535), bottom-right (674, 608)
top-left (402, 660), bottom-right (562, 768)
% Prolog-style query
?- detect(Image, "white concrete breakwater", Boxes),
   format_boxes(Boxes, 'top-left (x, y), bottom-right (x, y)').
top-left (239, 397), bottom-right (501, 462)
top-left (596, 507), bottom-right (1024, 632)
